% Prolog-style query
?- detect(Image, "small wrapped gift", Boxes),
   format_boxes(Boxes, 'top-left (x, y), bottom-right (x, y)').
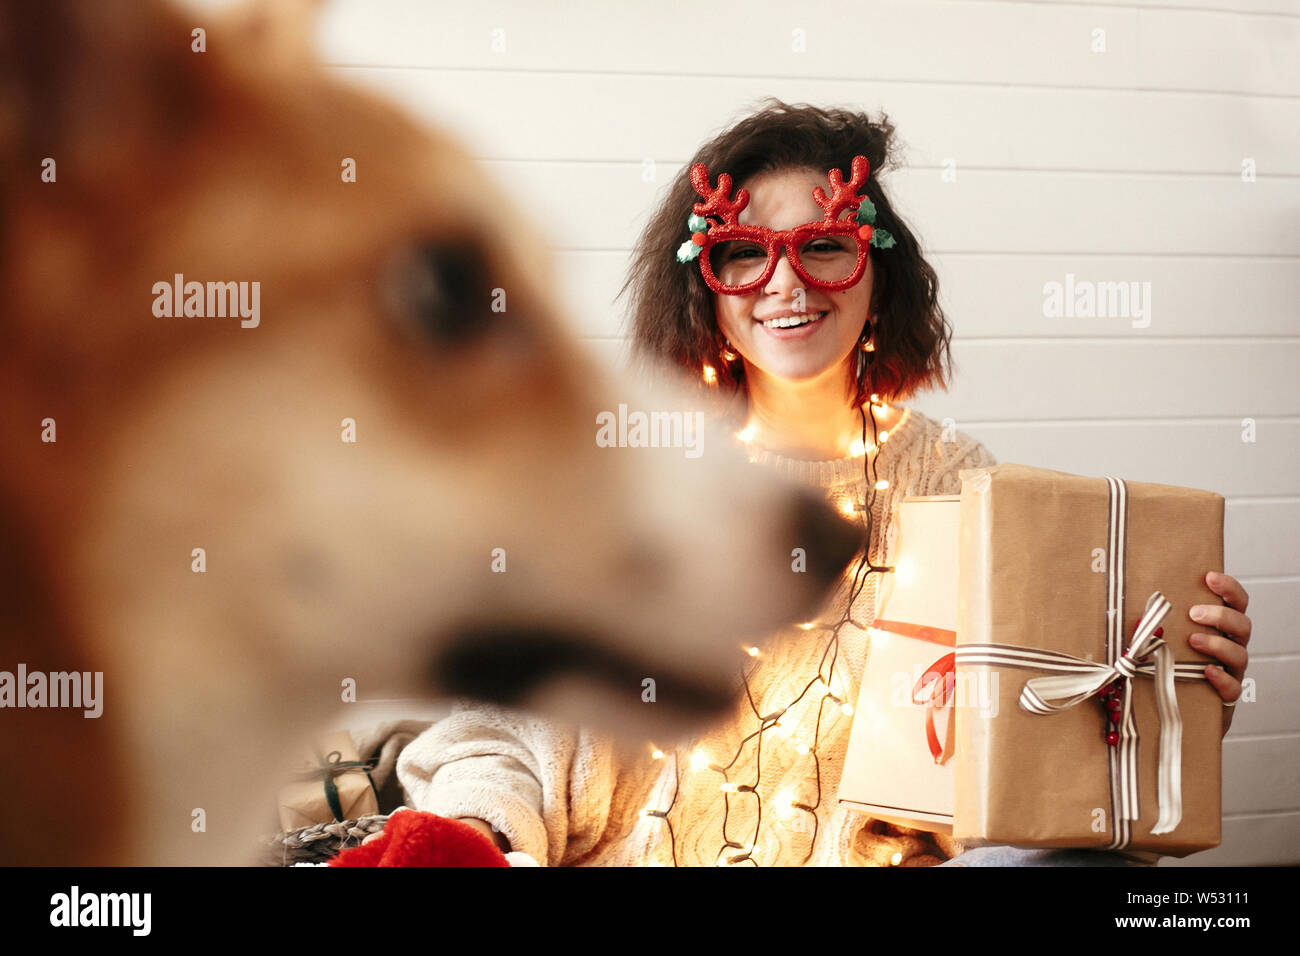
top-left (954, 463), bottom-right (1223, 855)
top-left (277, 731), bottom-right (379, 832)
top-left (839, 496), bottom-right (968, 833)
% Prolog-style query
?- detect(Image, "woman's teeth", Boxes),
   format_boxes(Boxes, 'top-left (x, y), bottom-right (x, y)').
top-left (760, 311), bottom-right (826, 329)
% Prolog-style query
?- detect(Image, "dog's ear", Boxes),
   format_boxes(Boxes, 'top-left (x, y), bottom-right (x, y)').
top-left (0, 0), bottom-right (215, 192)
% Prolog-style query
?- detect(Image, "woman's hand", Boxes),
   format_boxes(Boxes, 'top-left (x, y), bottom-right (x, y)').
top-left (1186, 571), bottom-right (1250, 736)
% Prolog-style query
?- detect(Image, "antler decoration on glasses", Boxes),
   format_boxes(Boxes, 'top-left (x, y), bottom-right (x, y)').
top-left (812, 155), bottom-right (870, 223)
top-left (689, 164), bottom-right (750, 226)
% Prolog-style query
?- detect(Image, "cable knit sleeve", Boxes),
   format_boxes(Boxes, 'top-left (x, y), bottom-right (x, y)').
top-left (924, 426), bottom-right (998, 497)
top-left (394, 697), bottom-right (619, 867)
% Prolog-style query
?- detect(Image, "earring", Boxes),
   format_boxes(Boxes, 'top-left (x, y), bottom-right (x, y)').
top-left (856, 324), bottom-right (874, 384)
top-left (720, 338), bottom-right (739, 362)
top-left (859, 320), bottom-right (876, 353)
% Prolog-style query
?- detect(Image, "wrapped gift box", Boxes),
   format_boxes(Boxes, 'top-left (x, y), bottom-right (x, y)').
top-left (277, 730), bottom-right (379, 831)
top-left (838, 495), bottom-right (972, 833)
top-left (954, 463), bottom-right (1223, 855)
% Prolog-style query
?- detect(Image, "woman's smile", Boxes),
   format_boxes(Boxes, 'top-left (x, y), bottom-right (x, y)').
top-left (754, 308), bottom-right (830, 338)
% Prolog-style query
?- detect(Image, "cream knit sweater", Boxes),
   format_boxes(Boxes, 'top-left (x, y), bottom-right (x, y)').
top-left (397, 407), bottom-right (997, 866)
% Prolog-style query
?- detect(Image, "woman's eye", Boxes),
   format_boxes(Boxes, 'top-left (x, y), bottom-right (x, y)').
top-left (382, 242), bottom-right (496, 345)
top-left (727, 244), bottom-right (765, 260)
top-left (804, 238), bottom-right (848, 254)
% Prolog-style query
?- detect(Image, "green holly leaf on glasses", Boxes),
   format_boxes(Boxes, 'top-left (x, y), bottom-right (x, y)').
top-left (869, 228), bottom-right (895, 249)
top-left (855, 198), bottom-right (878, 226)
top-left (677, 240), bottom-right (703, 263)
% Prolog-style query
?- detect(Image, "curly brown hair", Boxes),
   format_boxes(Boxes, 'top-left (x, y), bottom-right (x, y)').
top-left (620, 99), bottom-right (953, 424)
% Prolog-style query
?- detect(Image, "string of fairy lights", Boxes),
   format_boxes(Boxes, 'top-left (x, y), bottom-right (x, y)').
top-left (638, 385), bottom-right (898, 866)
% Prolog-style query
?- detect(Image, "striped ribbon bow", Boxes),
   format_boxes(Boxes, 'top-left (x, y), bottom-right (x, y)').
top-left (953, 476), bottom-right (1212, 846)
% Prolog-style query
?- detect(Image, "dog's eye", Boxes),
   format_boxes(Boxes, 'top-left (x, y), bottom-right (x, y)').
top-left (383, 242), bottom-right (496, 345)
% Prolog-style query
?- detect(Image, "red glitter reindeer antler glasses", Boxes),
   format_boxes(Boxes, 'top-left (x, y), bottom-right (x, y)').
top-left (676, 155), bottom-right (895, 296)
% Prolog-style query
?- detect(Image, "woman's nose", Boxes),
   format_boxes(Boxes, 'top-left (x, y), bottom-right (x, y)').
top-left (763, 249), bottom-right (804, 297)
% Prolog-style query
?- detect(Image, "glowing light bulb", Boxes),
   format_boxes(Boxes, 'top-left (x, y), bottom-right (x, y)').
top-left (737, 424), bottom-right (757, 443)
top-left (638, 808), bottom-right (650, 818)
top-left (849, 438), bottom-right (865, 456)
top-left (690, 750), bottom-right (710, 772)
top-left (841, 703), bottom-right (854, 716)
top-left (720, 782), bottom-right (739, 793)
top-left (879, 430), bottom-right (890, 442)
top-left (870, 393), bottom-right (880, 403)
top-left (797, 621), bottom-right (817, 630)
top-left (795, 743), bottom-right (810, 755)
top-left (774, 788), bottom-right (796, 814)
top-left (890, 851), bottom-right (903, 865)
top-left (875, 479), bottom-right (890, 490)
top-left (745, 646), bottom-right (760, 658)
top-left (838, 499), bottom-right (857, 517)
top-left (651, 748), bottom-right (665, 760)
top-left (702, 365), bottom-right (717, 385)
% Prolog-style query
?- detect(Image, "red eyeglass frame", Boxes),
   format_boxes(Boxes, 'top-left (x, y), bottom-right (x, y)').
top-left (688, 155), bottom-right (877, 296)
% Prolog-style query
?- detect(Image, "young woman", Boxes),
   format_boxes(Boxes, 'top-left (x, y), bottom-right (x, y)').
top-left (395, 101), bottom-right (1253, 867)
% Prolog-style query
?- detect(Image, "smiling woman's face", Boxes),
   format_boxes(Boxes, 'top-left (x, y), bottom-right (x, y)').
top-left (713, 166), bottom-right (873, 385)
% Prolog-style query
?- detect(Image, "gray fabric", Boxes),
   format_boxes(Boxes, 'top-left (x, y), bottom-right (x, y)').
top-left (939, 845), bottom-right (1155, 866)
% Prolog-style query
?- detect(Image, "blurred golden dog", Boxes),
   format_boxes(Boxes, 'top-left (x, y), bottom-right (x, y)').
top-left (0, 0), bottom-right (861, 864)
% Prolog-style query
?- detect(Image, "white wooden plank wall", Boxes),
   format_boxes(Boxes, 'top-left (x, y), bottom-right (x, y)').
top-left (186, 0), bottom-right (1300, 865)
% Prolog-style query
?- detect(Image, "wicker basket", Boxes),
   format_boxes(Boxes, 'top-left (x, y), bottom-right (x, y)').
top-left (262, 813), bottom-right (393, 866)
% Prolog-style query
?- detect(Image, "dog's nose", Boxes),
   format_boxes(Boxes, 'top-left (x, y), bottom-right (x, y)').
top-left (790, 490), bottom-right (866, 587)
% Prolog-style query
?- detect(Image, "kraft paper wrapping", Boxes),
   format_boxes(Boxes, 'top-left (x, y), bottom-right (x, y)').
top-left (839, 497), bottom-right (961, 832)
top-left (954, 463), bottom-right (1223, 855)
top-left (277, 730), bottom-right (379, 831)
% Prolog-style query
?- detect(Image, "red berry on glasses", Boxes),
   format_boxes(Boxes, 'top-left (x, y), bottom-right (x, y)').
top-left (857, 224), bottom-right (874, 241)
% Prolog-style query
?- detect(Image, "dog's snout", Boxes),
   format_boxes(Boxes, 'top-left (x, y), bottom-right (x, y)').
top-left (790, 491), bottom-right (866, 586)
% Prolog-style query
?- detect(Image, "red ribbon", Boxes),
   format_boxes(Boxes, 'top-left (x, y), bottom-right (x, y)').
top-left (872, 619), bottom-right (957, 764)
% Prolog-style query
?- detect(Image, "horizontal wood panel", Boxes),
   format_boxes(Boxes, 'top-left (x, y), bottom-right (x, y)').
top-left (933, 255), bottom-right (1300, 338)
top-left (550, 250), bottom-right (1300, 339)
top-left (1227, 579), bottom-right (1300, 658)
top-left (919, 420), bottom-right (1300, 500)
top-left (1224, 658), bottom-right (1300, 736)
top-left (332, 67), bottom-right (1300, 175)
top-left (908, 340), bottom-right (1300, 421)
top-left (1221, 500), bottom-right (1300, 578)
top-left (317, 0), bottom-right (1299, 96)
top-left (1223, 735), bottom-right (1300, 814)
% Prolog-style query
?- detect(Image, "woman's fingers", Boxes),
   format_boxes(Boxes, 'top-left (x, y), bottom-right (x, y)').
top-left (1205, 571), bottom-right (1249, 614)
top-left (1189, 602), bottom-right (1252, 647)
top-left (1189, 631), bottom-right (1248, 680)
top-left (1204, 662), bottom-right (1243, 704)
